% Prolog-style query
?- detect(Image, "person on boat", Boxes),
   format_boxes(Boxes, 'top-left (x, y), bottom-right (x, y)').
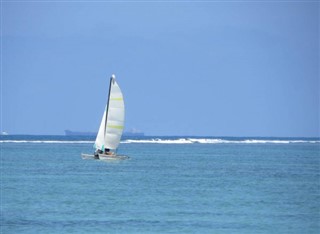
top-left (104, 148), bottom-right (113, 155)
top-left (94, 149), bottom-right (103, 157)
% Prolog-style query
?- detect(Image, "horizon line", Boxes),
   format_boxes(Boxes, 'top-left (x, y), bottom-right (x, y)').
top-left (1, 133), bottom-right (320, 139)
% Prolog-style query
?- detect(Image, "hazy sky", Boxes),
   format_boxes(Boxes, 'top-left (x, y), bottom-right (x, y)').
top-left (1, 1), bottom-right (319, 137)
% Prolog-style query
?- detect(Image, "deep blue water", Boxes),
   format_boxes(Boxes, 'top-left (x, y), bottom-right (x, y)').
top-left (1, 136), bottom-right (320, 233)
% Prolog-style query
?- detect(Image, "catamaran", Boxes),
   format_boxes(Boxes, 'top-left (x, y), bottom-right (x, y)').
top-left (81, 74), bottom-right (128, 160)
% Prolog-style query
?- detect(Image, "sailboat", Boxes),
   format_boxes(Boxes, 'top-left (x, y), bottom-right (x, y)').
top-left (81, 74), bottom-right (129, 160)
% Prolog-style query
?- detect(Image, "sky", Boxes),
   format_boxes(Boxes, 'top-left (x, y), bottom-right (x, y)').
top-left (1, 1), bottom-right (319, 137)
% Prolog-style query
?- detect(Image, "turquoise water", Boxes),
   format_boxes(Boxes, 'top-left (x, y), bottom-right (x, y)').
top-left (1, 136), bottom-right (320, 233)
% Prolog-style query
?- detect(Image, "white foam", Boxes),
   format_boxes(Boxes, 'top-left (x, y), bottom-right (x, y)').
top-left (1, 139), bottom-right (319, 144)
top-left (0, 140), bottom-right (94, 144)
top-left (121, 138), bottom-right (320, 144)
top-left (122, 138), bottom-right (193, 144)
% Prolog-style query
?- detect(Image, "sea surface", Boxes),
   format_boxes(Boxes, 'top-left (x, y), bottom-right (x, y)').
top-left (1, 135), bottom-right (320, 233)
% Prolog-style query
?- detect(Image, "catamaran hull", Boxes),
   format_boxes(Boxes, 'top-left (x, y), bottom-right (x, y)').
top-left (81, 153), bottom-right (129, 160)
top-left (99, 154), bottom-right (129, 160)
top-left (81, 154), bottom-right (98, 160)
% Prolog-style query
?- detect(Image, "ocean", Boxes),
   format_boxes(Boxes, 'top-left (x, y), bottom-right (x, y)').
top-left (1, 135), bottom-right (319, 233)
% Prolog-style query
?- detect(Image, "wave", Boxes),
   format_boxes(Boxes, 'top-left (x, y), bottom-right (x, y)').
top-left (0, 140), bottom-right (94, 144)
top-left (1, 138), bottom-right (319, 144)
top-left (122, 138), bottom-right (320, 144)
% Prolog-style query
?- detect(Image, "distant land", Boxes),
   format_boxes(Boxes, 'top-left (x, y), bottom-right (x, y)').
top-left (64, 129), bottom-right (145, 137)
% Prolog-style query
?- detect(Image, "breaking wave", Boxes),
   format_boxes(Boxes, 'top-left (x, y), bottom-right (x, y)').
top-left (121, 138), bottom-right (319, 144)
top-left (1, 138), bottom-right (319, 144)
top-left (0, 140), bottom-right (94, 144)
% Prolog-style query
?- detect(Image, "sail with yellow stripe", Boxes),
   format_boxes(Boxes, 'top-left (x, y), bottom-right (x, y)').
top-left (94, 74), bottom-right (125, 151)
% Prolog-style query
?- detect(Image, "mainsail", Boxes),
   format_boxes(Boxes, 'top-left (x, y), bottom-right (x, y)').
top-left (94, 75), bottom-right (125, 151)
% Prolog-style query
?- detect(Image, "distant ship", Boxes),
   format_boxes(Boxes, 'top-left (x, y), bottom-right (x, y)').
top-left (65, 129), bottom-right (144, 136)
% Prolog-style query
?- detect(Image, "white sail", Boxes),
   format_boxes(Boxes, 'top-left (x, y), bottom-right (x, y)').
top-left (94, 75), bottom-right (125, 151)
top-left (95, 104), bottom-right (107, 150)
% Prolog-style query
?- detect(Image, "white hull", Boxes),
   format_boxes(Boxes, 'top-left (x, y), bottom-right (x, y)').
top-left (81, 153), bottom-right (129, 160)
top-left (81, 153), bottom-right (97, 159)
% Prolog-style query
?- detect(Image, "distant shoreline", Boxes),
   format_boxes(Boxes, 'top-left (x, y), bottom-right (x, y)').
top-left (1, 135), bottom-right (319, 145)
top-left (2, 134), bottom-right (320, 139)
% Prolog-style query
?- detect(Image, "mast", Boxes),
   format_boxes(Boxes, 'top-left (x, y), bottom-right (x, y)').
top-left (94, 74), bottom-right (124, 151)
top-left (104, 74), bottom-right (115, 139)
